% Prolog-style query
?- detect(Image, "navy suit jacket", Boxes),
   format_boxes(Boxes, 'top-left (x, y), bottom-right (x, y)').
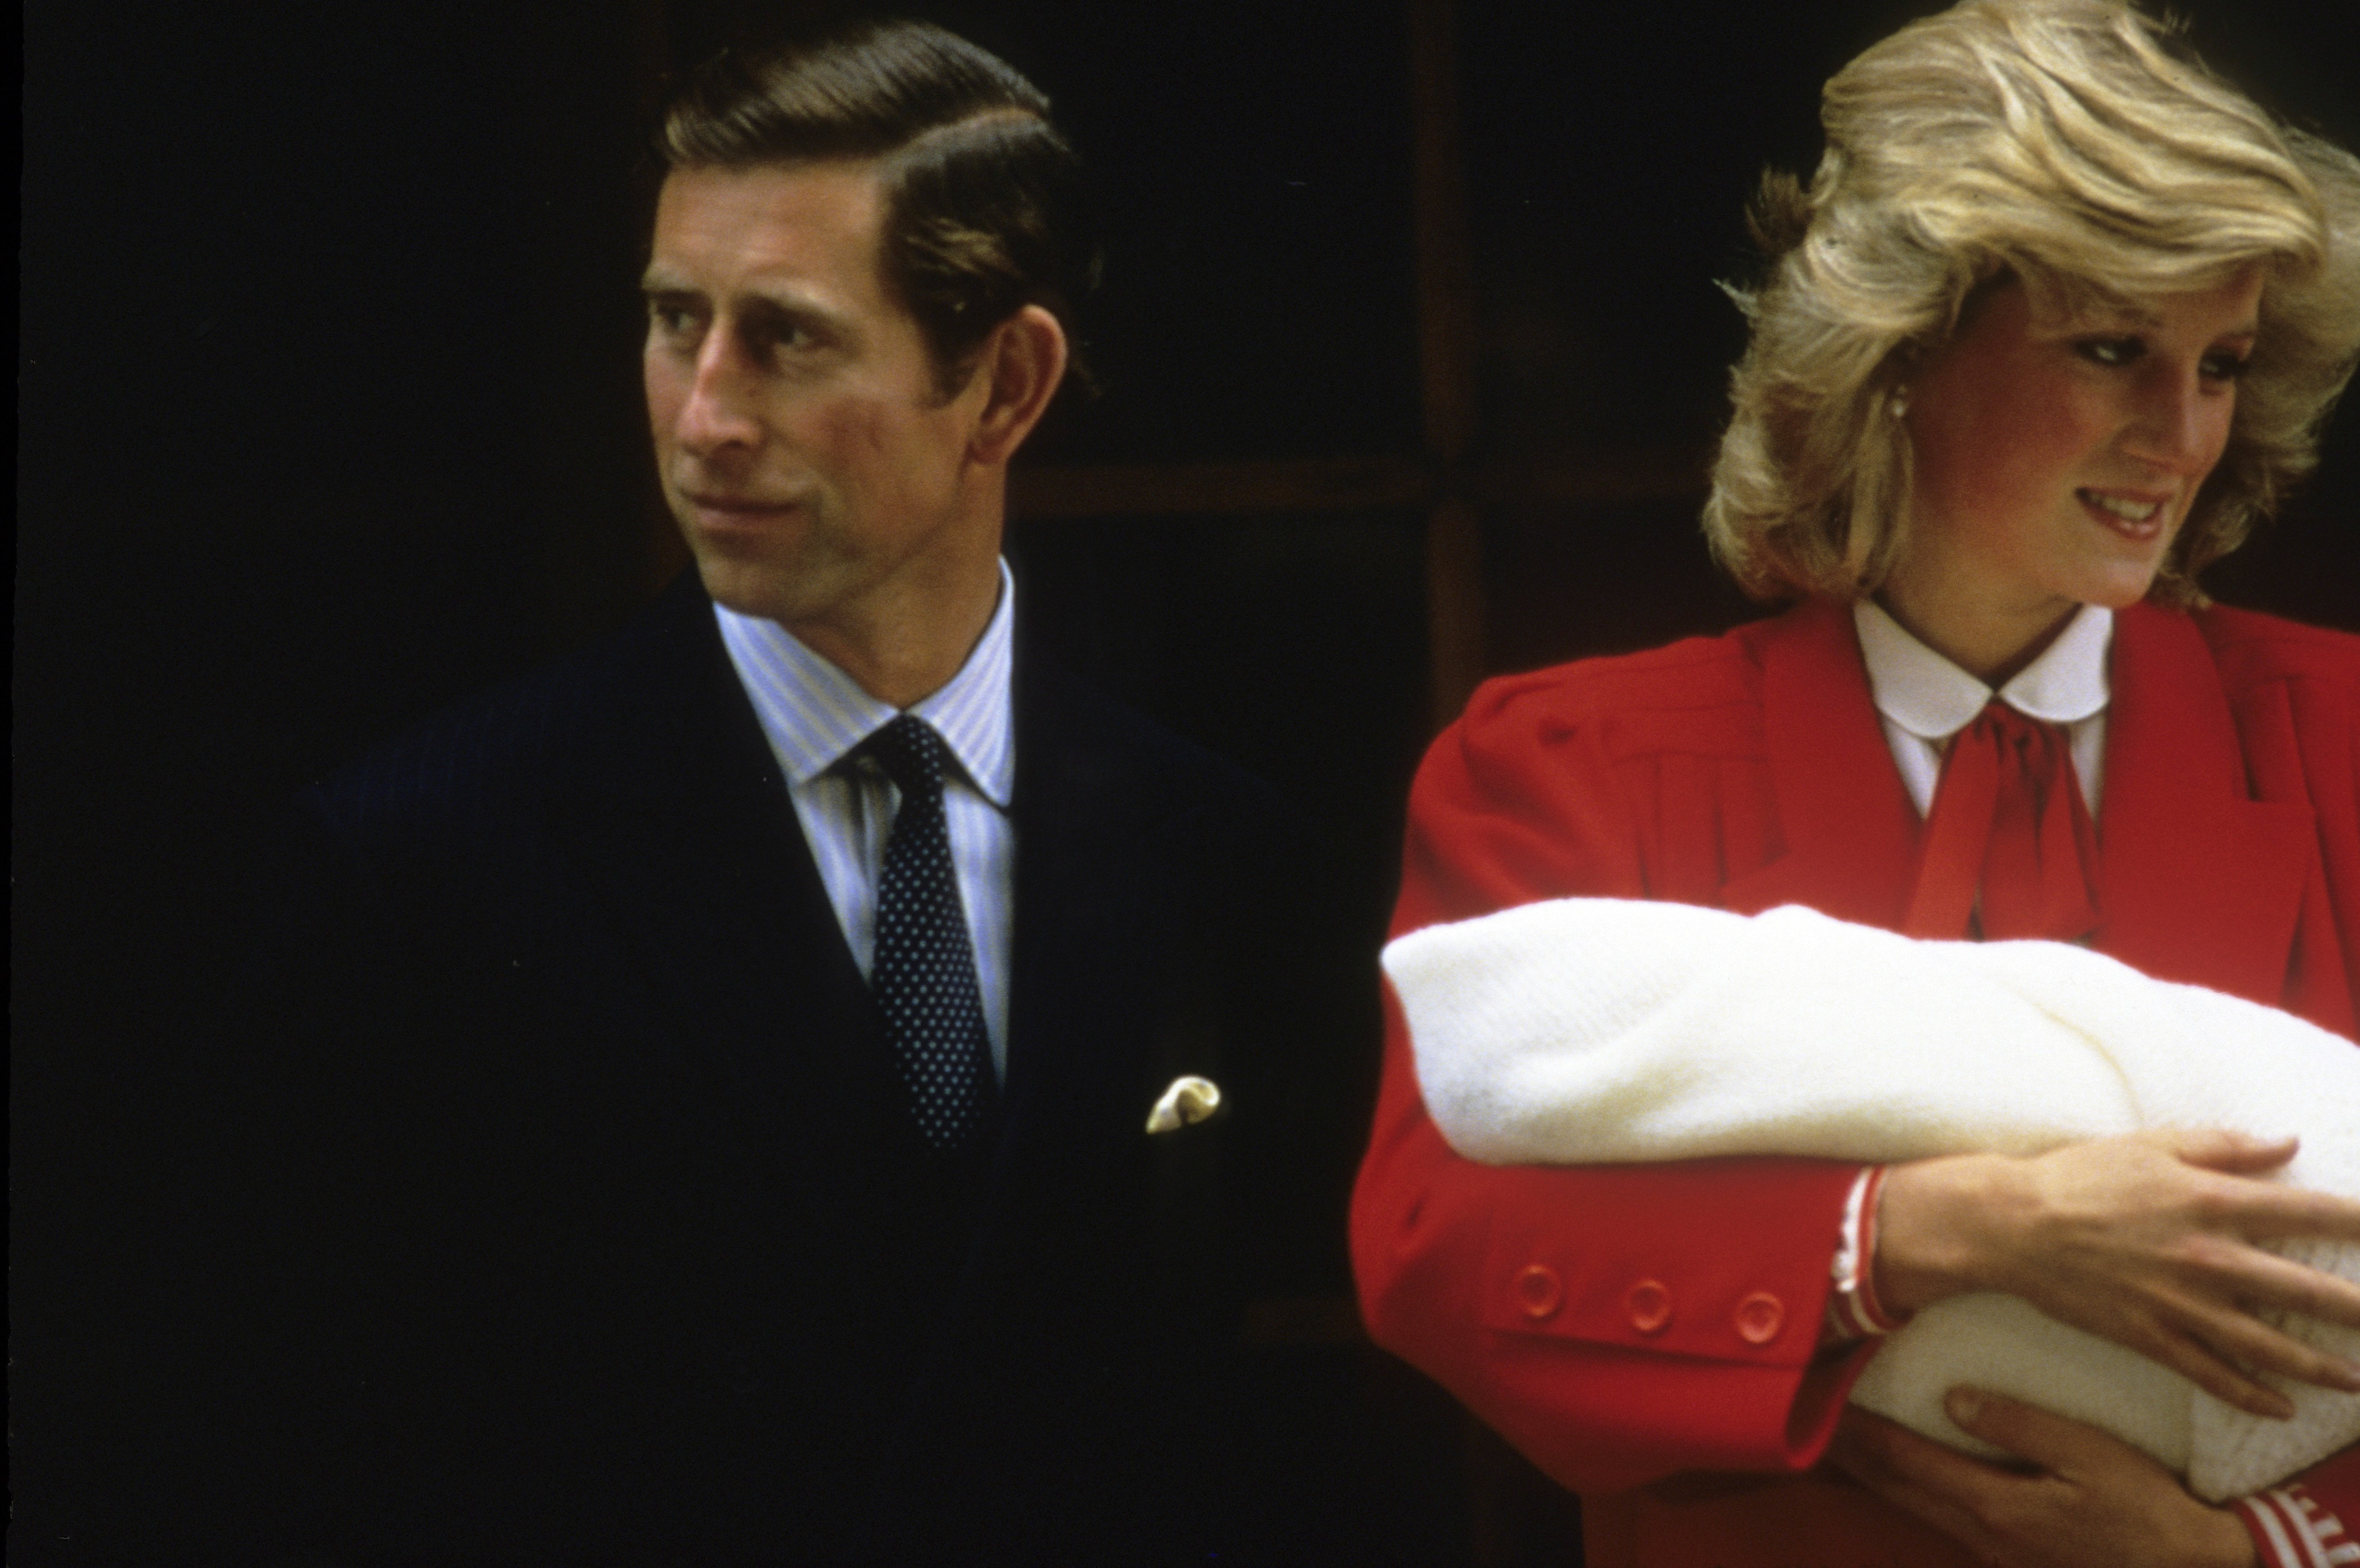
top-left (190, 572), bottom-right (1353, 1565)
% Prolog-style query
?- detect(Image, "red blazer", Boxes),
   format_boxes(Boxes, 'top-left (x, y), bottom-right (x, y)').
top-left (1351, 598), bottom-right (2360, 1568)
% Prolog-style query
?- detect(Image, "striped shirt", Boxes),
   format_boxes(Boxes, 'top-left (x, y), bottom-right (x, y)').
top-left (713, 561), bottom-right (1017, 1079)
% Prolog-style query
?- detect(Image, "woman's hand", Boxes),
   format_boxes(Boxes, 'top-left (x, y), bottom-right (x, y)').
top-left (1875, 1128), bottom-right (2360, 1416)
top-left (1827, 1391), bottom-right (2257, 1567)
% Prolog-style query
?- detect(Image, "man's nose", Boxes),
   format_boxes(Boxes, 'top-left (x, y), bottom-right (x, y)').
top-left (675, 332), bottom-right (763, 457)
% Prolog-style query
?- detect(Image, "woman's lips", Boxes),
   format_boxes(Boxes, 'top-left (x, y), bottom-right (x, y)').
top-left (2076, 487), bottom-right (2168, 542)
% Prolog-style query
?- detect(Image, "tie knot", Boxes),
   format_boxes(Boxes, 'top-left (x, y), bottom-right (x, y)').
top-left (1905, 697), bottom-right (2099, 942)
top-left (863, 713), bottom-right (949, 801)
top-left (1971, 701), bottom-right (2061, 757)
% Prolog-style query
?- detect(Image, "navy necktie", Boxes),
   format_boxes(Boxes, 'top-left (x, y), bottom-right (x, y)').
top-left (863, 714), bottom-right (997, 1151)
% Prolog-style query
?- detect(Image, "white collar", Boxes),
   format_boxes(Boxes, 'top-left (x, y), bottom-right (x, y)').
top-left (713, 559), bottom-right (1017, 807)
top-left (1853, 599), bottom-right (2112, 743)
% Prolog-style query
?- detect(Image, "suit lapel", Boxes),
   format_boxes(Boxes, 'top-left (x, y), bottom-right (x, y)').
top-left (871, 644), bottom-right (1213, 1481)
top-left (1004, 669), bottom-right (1174, 1119)
top-left (1720, 599), bottom-right (1923, 924)
top-left (568, 577), bottom-right (922, 1195)
top-left (975, 653), bottom-right (1202, 1224)
top-left (2092, 604), bottom-right (2315, 1003)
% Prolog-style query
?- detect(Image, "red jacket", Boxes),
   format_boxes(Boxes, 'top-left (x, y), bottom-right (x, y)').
top-left (1351, 598), bottom-right (2360, 1567)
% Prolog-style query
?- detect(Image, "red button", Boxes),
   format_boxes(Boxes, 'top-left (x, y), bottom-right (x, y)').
top-left (1512, 1264), bottom-right (1563, 1320)
top-left (1735, 1291), bottom-right (1785, 1345)
top-left (1625, 1279), bottom-right (1672, 1334)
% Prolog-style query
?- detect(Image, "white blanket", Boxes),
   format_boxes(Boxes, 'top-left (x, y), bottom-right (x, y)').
top-left (1383, 897), bottom-right (2360, 1501)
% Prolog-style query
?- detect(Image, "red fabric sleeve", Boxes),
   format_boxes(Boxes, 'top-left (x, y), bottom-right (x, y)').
top-left (2234, 1448), bottom-right (2360, 1566)
top-left (1350, 670), bottom-right (1878, 1494)
top-left (2200, 615), bottom-right (2360, 1565)
top-left (2298, 1446), bottom-right (2360, 1540)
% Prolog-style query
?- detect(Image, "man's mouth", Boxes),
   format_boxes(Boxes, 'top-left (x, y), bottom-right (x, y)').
top-left (681, 492), bottom-right (803, 532)
top-left (685, 493), bottom-right (791, 513)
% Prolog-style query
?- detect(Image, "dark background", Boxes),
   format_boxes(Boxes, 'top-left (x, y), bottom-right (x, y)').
top-left (15, 1), bottom-right (2357, 1561)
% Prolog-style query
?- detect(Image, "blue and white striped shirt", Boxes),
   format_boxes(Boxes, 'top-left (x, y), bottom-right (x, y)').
top-left (713, 562), bottom-right (1017, 1079)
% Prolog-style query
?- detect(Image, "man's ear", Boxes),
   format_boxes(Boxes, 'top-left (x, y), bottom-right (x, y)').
top-left (967, 304), bottom-right (1067, 466)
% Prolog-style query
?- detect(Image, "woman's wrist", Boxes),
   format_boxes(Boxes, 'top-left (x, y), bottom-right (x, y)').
top-left (2210, 1500), bottom-right (2266, 1568)
top-left (1872, 1152), bottom-right (2029, 1316)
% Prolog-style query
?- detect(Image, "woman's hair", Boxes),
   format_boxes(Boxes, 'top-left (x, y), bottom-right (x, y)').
top-left (1704, 0), bottom-right (2360, 605)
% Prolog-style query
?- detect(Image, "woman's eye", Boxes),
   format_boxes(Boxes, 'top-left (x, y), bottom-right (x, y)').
top-left (2200, 350), bottom-right (2251, 382)
top-left (2074, 335), bottom-right (2144, 367)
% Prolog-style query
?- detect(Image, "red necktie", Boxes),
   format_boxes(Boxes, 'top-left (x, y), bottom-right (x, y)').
top-left (1901, 703), bottom-right (2100, 942)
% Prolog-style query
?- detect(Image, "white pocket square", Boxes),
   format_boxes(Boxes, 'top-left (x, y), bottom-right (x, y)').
top-left (1145, 1075), bottom-right (1221, 1133)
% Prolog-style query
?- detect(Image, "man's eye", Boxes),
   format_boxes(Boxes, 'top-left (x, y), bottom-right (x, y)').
top-left (750, 321), bottom-right (817, 359)
top-left (2074, 335), bottom-right (2144, 367)
top-left (647, 302), bottom-right (701, 338)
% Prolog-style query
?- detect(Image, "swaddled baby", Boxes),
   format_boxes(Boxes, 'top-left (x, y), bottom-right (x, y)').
top-left (1384, 897), bottom-right (2360, 1501)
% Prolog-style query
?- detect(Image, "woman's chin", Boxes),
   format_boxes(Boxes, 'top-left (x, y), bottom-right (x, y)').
top-left (2073, 564), bottom-right (2167, 613)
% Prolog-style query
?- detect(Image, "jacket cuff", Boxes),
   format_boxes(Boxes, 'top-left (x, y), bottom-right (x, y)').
top-left (2233, 1484), bottom-right (2353, 1568)
top-left (1824, 1165), bottom-right (1907, 1341)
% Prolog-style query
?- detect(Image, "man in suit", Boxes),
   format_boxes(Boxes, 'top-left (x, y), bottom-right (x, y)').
top-left (171, 20), bottom-right (1371, 1565)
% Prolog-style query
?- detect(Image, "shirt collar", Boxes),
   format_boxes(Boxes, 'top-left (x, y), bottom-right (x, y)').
top-left (1853, 598), bottom-right (2112, 742)
top-left (714, 559), bottom-right (1016, 807)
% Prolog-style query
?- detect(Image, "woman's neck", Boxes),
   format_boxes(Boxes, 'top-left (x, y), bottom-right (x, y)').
top-left (1873, 568), bottom-right (2080, 687)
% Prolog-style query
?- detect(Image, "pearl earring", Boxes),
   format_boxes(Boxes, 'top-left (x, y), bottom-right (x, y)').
top-left (1890, 385), bottom-right (1911, 418)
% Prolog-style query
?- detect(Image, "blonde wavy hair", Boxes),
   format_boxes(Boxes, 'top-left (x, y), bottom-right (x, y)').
top-left (1704, 0), bottom-right (2360, 606)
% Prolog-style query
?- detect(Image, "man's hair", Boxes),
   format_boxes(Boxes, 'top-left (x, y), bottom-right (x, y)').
top-left (1704, 0), bottom-right (2360, 607)
top-left (657, 18), bottom-right (1098, 397)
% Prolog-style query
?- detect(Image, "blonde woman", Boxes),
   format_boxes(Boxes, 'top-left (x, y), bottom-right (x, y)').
top-left (1351, 3), bottom-right (2360, 1565)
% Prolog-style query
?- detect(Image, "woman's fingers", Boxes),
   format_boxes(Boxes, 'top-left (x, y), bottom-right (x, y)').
top-left (2180, 1239), bottom-right (2360, 1337)
top-left (1944, 1386), bottom-right (2129, 1474)
top-left (2152, 1280), bottom-right (2360, 1397)
top-left (1829, 1399), bottom-right (2261, 1568)
top-left (2117, 1131), bottom-right (2360, 1250)
top-left (2202, 1178), bottom-right (2360, 1249)
top-left (2098, 1267), bottom-right (2360, 1412)
top-left (2009, 1137), bottom-right (2360, 1404)
top-left (1879, 1132), bottom-right (2360, 1406)
top-left (2139, 1319), bottom-right (2297, 1418)
top-left (2157, 1126), bottom-right (2299, 1176)
top-left (1826, 1408), bottom-right (2016, 1555)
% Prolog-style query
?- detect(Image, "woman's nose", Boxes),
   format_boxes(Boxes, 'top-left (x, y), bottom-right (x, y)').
top-left (2121, 365), bottom-right (2226, 474)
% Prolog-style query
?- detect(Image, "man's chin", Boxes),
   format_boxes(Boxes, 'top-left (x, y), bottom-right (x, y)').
top-left (689, 551), bottom-right (811, 626)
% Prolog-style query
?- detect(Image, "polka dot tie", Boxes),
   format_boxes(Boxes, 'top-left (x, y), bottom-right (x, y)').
top-left (863, 715), bottom-right (997, 1152)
